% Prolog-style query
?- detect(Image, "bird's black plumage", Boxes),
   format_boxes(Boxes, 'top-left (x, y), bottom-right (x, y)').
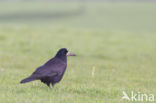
top-left (20, 48), bottom-right (75, 87)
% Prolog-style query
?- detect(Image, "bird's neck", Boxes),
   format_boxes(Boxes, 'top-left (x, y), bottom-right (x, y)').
top-left (56, 55), bottom-right (67, 63)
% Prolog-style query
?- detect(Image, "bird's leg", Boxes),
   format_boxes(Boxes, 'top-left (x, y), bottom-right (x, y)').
top-left (51, 82), bottom-right (55, 87)
top-left (46, 82), bottom-right (50, 87)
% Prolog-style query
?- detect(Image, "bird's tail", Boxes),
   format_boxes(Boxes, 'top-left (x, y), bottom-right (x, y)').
top-left (20, 76), bottom-right (37, 84)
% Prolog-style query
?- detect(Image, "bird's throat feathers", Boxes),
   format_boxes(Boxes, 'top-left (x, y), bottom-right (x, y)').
top-left (55, 54), bottom-right (67, 63)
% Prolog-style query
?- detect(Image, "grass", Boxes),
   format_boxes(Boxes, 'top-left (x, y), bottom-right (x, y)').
top-left (0, 2), bottom-right (156, 103)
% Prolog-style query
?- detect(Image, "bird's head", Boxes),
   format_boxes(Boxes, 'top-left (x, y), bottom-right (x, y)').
top-left (56, 48), bottom-right (76, 57)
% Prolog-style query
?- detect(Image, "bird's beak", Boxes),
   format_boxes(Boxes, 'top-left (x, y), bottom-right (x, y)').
top-left (66, 52), bottom-right (76, 56)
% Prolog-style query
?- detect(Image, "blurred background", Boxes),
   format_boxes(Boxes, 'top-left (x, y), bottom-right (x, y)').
top-left (0, 0), bottom-right (156, 32)
top-left (0, 0), bottom-right (156, 103)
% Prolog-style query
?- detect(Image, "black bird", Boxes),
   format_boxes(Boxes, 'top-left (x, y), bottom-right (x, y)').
top-left (20, 48), bottom-right (76, 87)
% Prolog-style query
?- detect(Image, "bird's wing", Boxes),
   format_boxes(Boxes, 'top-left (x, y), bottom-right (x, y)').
top-left (31, 58), bottom-right (66, 79)
top-left (32, 66), bottom-right (58, 78)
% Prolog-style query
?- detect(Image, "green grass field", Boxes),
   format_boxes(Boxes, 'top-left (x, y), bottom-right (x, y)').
top-left (0, 2), bottom-right (156, 103)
